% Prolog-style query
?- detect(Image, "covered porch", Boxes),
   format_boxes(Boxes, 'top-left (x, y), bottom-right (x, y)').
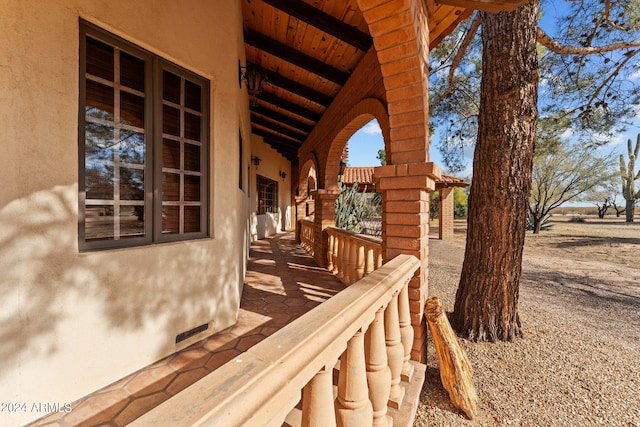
top-left (6, 0), bottom-right (530, 425)
top-left (30, 232), bottom-right (424, 426)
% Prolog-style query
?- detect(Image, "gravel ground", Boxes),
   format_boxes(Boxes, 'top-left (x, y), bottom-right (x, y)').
top-left (415, 219), bottom-right (640, 426)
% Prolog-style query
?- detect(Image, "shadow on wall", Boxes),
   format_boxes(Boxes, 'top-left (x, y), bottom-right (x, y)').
top-left (0, 184), bottom-right (240, 380)
top-left (252, 212), bottom-right (281, 240)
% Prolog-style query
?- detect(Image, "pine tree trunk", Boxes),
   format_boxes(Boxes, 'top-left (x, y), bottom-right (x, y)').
top-left (451, 1), bottom-right (539, 342)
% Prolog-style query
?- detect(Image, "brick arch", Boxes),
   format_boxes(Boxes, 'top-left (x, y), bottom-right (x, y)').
top-left (295, 156), bottom-right (319, 224)
top-left (298, 154), bottom-right (319, 200)
top-left (322, 98), bottom-right (390, 191)
top-left (356, 0), bottom-right (431, 165)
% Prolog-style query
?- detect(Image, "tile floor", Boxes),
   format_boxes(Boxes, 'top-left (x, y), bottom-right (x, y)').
top-left (30, 233), bottom-right (345, 427)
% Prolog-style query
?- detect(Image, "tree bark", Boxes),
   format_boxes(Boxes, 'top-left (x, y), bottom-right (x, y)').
top-left (451, 1), bottom-right (539, 342)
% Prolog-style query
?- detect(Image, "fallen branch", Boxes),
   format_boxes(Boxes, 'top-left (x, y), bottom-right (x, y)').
top-left (426, 296), bottom-right (478, 420)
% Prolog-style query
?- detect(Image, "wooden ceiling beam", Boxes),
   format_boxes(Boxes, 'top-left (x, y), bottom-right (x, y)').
top-left (250, 104), bottom-right (314, 134)
top-left (244, 29), bottom-right (350, 85)
top-left (250, 63), bottom-right (333, 107)
top-left (435, 0), bottom-right (525, 13)
top-left (261, 0), bottom-right (372, 52)
top-left (252, 126), bottom-right (301, 145)
top-left (257, 93), bottom-right (323, 123)
top-left (264, 139), bottom-right (299, 161)
top-left (250, 115), bottom-right (307, 142)
top-left (252, 127), bottom-right (300, 161)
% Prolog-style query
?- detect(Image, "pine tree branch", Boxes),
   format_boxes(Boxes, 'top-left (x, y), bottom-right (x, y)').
top-left (583, 49), bottom-right (640, 112)
top-left (537, 27), bottom-right (640, 54)
top-left (432, 13), bottom-right (481, 108)
top-left (604, 0), bottom-right (638, 32)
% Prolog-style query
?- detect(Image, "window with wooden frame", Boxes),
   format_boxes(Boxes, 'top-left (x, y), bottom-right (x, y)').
top-left (79, 21), bottom-right (209, 251)
top-left (256, 175), bottom-right (278, 214)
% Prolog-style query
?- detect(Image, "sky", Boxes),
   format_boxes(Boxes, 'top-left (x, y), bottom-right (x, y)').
top-left (346, 2), bottom-right (640, 179)
top-left (345, 119), bottom-right (454, 173)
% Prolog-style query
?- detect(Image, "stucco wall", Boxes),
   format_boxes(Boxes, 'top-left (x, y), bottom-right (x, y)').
top-left (0, 1), bottom-right (250, 425)
top-left (249, 135), bottom-right (292, 241)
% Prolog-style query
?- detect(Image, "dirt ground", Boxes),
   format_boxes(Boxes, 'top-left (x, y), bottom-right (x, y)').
top-left (416, 216), bottom-right (640, 426)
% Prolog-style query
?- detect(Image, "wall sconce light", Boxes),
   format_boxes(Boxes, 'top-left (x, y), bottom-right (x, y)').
top-left (239, 60), bottom-right (267, 97)
top-left (251, 155), bottom-right (262, 167)
top-left (279, 170), bottom-right (287, 180)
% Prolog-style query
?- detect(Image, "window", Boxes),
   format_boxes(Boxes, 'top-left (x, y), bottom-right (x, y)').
top-left (257, 175), bottom-right (278, 214)
top-left (79, 21), bottom-right (209, 250)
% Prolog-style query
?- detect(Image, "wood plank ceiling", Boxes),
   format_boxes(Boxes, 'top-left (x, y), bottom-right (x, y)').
top-left (241, 0), bottom-right (470, 163)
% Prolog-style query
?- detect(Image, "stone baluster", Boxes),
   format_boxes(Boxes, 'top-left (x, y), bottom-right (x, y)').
top-left (302, 366), bottom-right (337, 427)
top-left (342, 239), bottom-right (351, 283)
top-left (365, 307), bottom-right (392, 427)
top-left (356, 244), bottom-right (365, 281)
top-left (327, 233), bottom-right (335, 272)
top-left (384, 291), bottom-right (405, 409)
top-left (365, 246), bottom-right (375, 275)
top-left (332, 233), bottom-right (340, 275)
top-left (336, 330), bottom-right (373, 427)
top-left (337, 235), bottom-right (346, 281)
top-left (376, 249), bottom-right (383, 269)
top-left (348, 239), bottom-right (357, 283)
top-left (398, 283), bottom-right (414, 381)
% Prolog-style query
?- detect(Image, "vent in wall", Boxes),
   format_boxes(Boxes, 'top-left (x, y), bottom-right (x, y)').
top-left (175, 323), bottom-right (209, 344)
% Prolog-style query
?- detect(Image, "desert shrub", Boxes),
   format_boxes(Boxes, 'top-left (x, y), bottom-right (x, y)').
top-left (335, 180), bottom-right (365, 232)
top-left (569, 216), bottom-right (586, 223)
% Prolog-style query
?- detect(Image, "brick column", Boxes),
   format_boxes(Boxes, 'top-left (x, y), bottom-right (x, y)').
top-left (311, 190), bottom-right (339, 267)
top-left (294, 195), bottom-right (306, 243)
top-left (438, 187), bottom-right (454, 240)
top-left (375, 163), bottom-right (440, 363)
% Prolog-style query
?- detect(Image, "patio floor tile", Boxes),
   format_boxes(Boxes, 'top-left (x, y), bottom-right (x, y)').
top-left (28, 233), bottom-right (345, 427)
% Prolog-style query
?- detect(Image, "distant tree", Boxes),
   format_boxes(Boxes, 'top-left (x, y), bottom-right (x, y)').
top-left (595, 197), bottom-right (611, 219)
top-left (620, 134), bottom-right (640, 222)
top-left (529, 144), bottom-right (615, 232)
top-left (377, 148), bottom-right (386, 166)
top-left (584, 177), bottom-right (624, 218)
top-left (612, 199), bottom-right (626, 217)
top-left (429, 187), bottom-right (469, 219)
top-left (453, 187), bottom-right (468, 218)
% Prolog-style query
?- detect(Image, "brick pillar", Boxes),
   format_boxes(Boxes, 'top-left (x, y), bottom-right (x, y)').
top-left (438, 187), bottom-right (454, 240)
top-left (375, 163), bottom-right (440, 363)
top-left (294, 195), bottom-right (306, 243)
top-left (311, 190), bottom-right (339, 267)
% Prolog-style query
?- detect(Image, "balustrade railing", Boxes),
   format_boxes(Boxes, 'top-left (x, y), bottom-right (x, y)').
top-left (299, 218), bottom-right (315, 255)
top-left (326, 227), bottom-right (383, 285)
top-left (131, 255), bottom-right (420, 427)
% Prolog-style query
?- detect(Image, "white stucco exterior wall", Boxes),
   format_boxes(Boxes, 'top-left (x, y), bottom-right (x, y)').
top-left (249, 135), bottom-right (293, 241)
top-left (0, 1), bottom-right (250, 425)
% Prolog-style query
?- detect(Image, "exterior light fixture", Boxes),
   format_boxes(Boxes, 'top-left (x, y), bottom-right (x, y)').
top-left (239, 60), bottom-right (267, 97)
top-left (251, 155), bottom-right (262, 167)
top-left (279, 170), bottom-right (287, 180)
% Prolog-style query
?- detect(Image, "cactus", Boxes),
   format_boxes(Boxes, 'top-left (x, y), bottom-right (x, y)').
top-left (335, 178), bottom-right (366, 232)
top-left (620, 134), bottom-right (640, 222)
